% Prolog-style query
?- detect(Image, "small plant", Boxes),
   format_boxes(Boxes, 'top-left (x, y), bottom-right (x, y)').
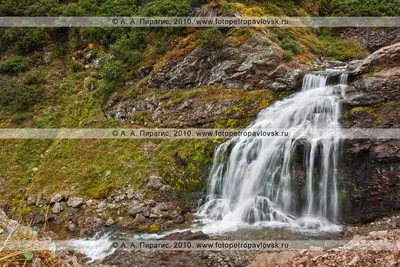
top-left (283, 50), bottom-right (294, 61)
top-left (0, 56), bottom-right (29, 74)
top-left (282, 37), bottom-right (301, 55)
top-left (195, 28), bottom-right (223, 48)
top-left (0, 83), bottom-right (43, 112)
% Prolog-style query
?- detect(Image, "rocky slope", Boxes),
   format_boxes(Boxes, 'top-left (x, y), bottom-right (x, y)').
top-left (338, 28), bottom-right (400, 52)
top-left (340, 42), bottom-right (400, 223)
top-left (250, 230), bottom-right (400, 267)
top-left (148, 33), bottom-right (309, 91)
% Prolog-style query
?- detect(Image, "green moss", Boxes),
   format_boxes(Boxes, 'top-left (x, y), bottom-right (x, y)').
top-left (318, 35), bottom-right (368, 61)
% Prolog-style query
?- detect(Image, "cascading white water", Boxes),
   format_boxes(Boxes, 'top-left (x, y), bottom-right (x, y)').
top-left (198, 69), bottom-right (348, 232)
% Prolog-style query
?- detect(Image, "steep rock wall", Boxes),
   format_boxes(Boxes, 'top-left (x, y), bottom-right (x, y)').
top-left (340, 43), bottom-right (400, 223)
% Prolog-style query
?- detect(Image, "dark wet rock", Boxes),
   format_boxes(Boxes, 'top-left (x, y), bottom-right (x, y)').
top-left (345, 67), bottom-right (400, 106)
top-left (341, 42), bottom-right (400, 223)
top-left (161, 230), bottom-right (210, 240)
top-left (148, 33), bottom-right (307, 91)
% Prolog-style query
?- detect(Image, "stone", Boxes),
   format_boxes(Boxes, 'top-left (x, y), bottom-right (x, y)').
top-left (384, 255), bottom-right (394, 261)
top-left (65, 255), bottom-right (79, 267)
top-left (369, 230), bottom-right (388, 237)
top-left (68, 223), bottom-right (77, 232)
top-left (161, 230), bottom-right (210, 240)
top-left (86, 199), bottom-right (94, 207)
top-left (127, 189), bottom-right (136, 200)
top-left (27, 196), bottom-right (36, 206)
top-left (83, 76), bottom-right (97, 91)
top-left (249, 251), bottom-right (299, 267)
top-left (147, 199), bottom-right (156, 207)
top-left (348, 255), bottom-right (360, 266)
top-left (348, 43), bottom-right (400, 75)
top-left (134, 214), bottom-right (147, 224)
top-left (298, 256), bottom-right (308, 264)
top-left (97, 201), bottom-right (107, 211)
top-left (127, 203), bottom-right (145, 216)
top-left (35, 194), bottom-right (43, 207)
top-left (142, 205), bottom-right (151, 218)
top-left (91, 58), bottom-right (102, 70)
top-left (43, 52), bottom-right (53, 64)
top-left (105, 218), bottom-right (115, 226)
top-left (50, 193), bottom-right (64, 204)
top-left (52, 202), bottom-right (63, 214)
top-left (146, 175), bottom-right (164, 190)
top-left (67, 197), bottom-right (84, 208)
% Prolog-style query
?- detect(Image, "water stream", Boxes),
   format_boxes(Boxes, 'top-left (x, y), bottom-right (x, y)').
top-left (197, 68), bottom-right (348, 233)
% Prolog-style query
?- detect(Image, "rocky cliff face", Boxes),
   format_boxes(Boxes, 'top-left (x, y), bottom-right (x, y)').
top-left (340, 43), bottom-right (400, 223)
top-left (148, 33), bottom-right (308, 91)
top-left (338, 28), bottom-right (400, 52)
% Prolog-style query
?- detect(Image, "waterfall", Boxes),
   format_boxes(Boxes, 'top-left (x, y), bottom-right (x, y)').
top-left (197, 69), bottom-right (348, 232)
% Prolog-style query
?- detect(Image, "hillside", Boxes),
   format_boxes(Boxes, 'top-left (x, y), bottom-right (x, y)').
top-left (0, 0), bottom-right (400, 266)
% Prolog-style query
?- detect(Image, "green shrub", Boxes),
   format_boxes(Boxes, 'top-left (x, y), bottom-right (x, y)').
top-left (283, 50), bottom-right (294, 61)
top-left (24, 72), bottom-right (45, 85)
top-left (282, 37), bottom-right (300, 55)
top-left (323, 0), bottom-right (400, 16)
top-left (1, 28), bottom-right (49, 54)
top-left (100, 60), bottom-right (125, 83)
top-left (99, 60), bottom-right (125, 95)
top-left (222, 3), bottom-right (238, 13)
top-left (111, 33), bottom-right (146, 69)
top-left (0, 56), bottom-right (29, 74)
top-left (144, 0), bottom-right (194, 16)
top-left (195, 28), bottom-right (223, 48)
top-left (0, 84), bottom-right (43, 112)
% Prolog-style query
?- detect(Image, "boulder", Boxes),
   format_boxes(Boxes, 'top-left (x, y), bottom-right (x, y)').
top-left (127, 203), bottom-right (145, 217)
top-left (67, 197), bottom-right (84, 208)
top-left (348, 42), bottom-right (400, 76)
top-left (105, 218), bottom-right (115, 226)
top-left (142, 205), bottom-right (151, 218)
top-left (50, 193), bottom-right (64, 204)
top-left (52, 202), bottom-right (63, 214)
top-left (146, 175), bottom-right (164, 190)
